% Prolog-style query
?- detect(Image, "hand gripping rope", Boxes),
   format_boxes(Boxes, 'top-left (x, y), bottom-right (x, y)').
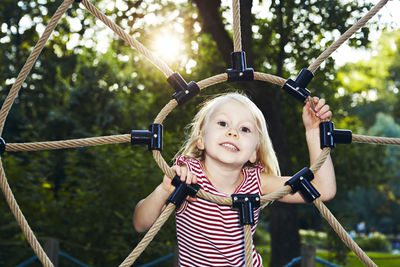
top-left (0, 0), bottom-right (393, 266)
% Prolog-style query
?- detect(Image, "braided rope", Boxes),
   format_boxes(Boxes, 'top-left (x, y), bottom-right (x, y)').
top-left (244, 224), bottom-right (253, 267)
top-left (81, 0), bottom-right (173, 77)
top-left (353, 134), bottom-right (400, 146)
top-left (0, 0), bottom-right (75, 136)
top-left (232, 0), bottom-right (242, 52)
top-left (309, 147), bottom-right (331, 174)
top-left (308, 0), bottom-right (388, 73)
top-left (119, 203), bottom-right (175, 266)
top-left (197, 73), bottom-right (228, 89)
top-left (254, 72), bottom-right (286, 86)
top-left (0, 160), bottom-right (53, 267)
top-left (6, 134), bottom-right (130, 152)
top-left (314, 199), bottom-right (377, 267)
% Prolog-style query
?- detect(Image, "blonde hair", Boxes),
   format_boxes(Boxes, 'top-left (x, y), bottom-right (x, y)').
top-left (176, 92), bottom-right (280, 176)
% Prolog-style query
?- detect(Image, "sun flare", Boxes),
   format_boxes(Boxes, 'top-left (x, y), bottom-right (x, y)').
top-left (152, 33), bottom-right (185, 63)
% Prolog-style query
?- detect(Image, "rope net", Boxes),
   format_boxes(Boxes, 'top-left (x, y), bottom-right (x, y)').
top-left (0, 0), bottom-right (393, 266)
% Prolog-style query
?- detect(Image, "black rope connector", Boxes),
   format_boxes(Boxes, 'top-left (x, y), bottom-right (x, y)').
top-left (131, 124), bottom-right (162, 151)
top-left (0, 138), bottom-right (5, 155)
top-left (167, 175), bottom-right (201, 209)
top-left (75, 0), bottom-right (82, 3)
top-left (282, 68), bottom-right (314, 102)
top-left (285, 167), bottom-right (320, 203)
top-left (231, 194), bottom-right (260, 226)
top-left (167, 72), bottom-right (200, 105)
top-left (320, 121), bottom-right (352, 149)
top-left (227, 51), bottom-right (254, 82)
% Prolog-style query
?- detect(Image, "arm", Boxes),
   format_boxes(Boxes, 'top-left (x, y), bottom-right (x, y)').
top-left (261, 97), bottom-right (336, 203)
top-left (133, 165), bottom-right (197, 232)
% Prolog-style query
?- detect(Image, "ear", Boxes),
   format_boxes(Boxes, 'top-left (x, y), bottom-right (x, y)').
top-left (249, 149), bottom-right (257, 164)
top-left (196, 136), bottom-right (205, 150)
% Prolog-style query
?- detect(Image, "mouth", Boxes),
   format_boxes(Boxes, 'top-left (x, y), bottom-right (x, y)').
top-left (220, 142), bottom-right (239, 151)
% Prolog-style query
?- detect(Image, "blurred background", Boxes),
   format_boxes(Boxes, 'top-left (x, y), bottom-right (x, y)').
top-left (0, 0), bottom-right (399, 266)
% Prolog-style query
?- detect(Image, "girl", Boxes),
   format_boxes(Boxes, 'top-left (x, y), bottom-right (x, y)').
top-left (133, 92), bottom-right (335, 266)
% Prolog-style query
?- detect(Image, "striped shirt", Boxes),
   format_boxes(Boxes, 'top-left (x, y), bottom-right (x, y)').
top-left (175, 155), bottom-right (263, 267)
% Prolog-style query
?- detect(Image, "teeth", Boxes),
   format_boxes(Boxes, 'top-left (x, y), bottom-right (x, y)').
top-left (221, 143), bottom-right (238, 151)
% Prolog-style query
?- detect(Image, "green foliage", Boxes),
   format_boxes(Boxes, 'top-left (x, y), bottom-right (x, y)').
top-left (354, 233), bottom-right (391, 252)
top-left (299, 229), bottom-right (328, 249)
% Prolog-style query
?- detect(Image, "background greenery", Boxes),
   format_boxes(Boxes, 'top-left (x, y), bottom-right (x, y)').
top-left (0, 0), bottom-right (399, 266)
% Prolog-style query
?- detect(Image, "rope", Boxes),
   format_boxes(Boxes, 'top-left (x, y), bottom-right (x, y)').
top-left (254, 72), bottom-right (286, 86)
top-left (314, 199), bottom-right (377, 267)
top-left (197, 189), bottom-right (232, 205)
top-left (6, 134), bottom-right (130, 152)
top-left (232, 0), bottom-right (242, 52)
top-left (0, 0), bottom-right (74, 136)
top-left (197, 73), bottom-right (228, 89)
top-left (119, 203), bottom-right (175, 267)
top-left (309, 147), bottom-right (331, 174)
top-left (308, 0), bottom-right (388, 73)
top-left (0, 160), bottom-right (53, 267)
top-left (80, 0), bottom-right (173, 78)
top-left (243, 224), bottom-right (253, 267)
top-left (353, 134), bottom-right (400, 146)
top-left (260, 186), bottom-right (292, 209)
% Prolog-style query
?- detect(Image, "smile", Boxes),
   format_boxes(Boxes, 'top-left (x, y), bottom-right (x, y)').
top-left (220, 142), bottom-right (239, 151)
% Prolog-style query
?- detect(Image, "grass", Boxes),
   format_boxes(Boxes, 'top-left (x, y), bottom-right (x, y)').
top-left (317, 251), bottom-right (400, 267)
top-left (257, 246), bottom-right (400, 267)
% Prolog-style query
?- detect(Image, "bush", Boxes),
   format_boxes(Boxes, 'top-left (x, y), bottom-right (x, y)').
top-left (299, 229), bottom-right (328, 249)
top-left (354, 232), bottom-right (391, 252)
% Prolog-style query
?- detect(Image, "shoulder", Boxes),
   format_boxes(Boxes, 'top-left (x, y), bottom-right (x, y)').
top-left (175, 155), bottom-right (203, 175)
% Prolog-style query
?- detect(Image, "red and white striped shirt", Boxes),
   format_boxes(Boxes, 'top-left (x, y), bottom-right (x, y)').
top-left (175, 155), bottom-right (263, 266)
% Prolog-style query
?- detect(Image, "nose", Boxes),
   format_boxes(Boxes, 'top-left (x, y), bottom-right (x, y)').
top-left (226, 128), bottom-right (238, 138)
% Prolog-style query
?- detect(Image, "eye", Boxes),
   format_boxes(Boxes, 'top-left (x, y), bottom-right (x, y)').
top-left (240, 127), bottom-right (251, 133)
top-left (217, 121), bottom-right (227, 127)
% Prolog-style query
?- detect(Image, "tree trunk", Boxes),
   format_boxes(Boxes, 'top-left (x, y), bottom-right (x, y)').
top-left (192, 0), bottom-right (301, 266)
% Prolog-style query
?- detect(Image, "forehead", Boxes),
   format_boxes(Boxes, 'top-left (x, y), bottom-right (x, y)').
top-left (210, 99), bottom-right (256, 122)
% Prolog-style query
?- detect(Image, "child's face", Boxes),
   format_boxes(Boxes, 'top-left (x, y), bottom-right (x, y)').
top-left (198, 99), bottom-right (259, 168)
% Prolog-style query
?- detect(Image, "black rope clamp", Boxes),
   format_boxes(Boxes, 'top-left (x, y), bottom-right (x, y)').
top-left (227, 51), bottom-right (254, 82)
top-left (231, 194), bottom-right (260, 226)
top-left (282, 68), bottom-right (314, 102)
top-left (0, 137), bottom-right (5, 155)
top-left (320, 121), bottom-right (352, 149)
top-left (167, 72), bottom-right (200, 105)
top-left (285, 167), bottom-right (320, 203)
top-left (131, 124), bottom-right (162, 151)
top-left (167, 175), bottom-right (201, 209)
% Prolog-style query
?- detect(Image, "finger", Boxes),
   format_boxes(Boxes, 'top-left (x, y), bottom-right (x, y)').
top-left (318, 104), bottom-right (330, 116)
top-left (187, 196), bottom-right (197, 202)
top-left (172, 165), bottom-right (181, 177)
top-left (186, 171), bottom-right (193, 184)
top-left (320, 110), bottom-right (332, 120)
top-left (315, 98), bottom-right (325, 111)
top-left (180, 167), bottom-right (188, 182)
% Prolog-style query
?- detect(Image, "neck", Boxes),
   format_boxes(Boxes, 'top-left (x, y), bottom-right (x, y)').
top-left (203, 157), bottom-right (243, 194)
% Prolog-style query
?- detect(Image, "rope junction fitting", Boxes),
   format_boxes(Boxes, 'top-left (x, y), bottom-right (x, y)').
top-left (285, 168), bottom-right (320, 203)
top-left (167, 72), bottom-right (201, 105)
top-left (167, 175), bottom-right (201, 209)
top-left (131, 124), bottom-right (163, 151)
top-left (227, 51), bottom-right (254, 82)
top-left (232, 194), bottom-right (260, 226)
top-left (282, 68), bottom-right (314, 102)
top-left (0, 0), bottom-right (392, 266)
